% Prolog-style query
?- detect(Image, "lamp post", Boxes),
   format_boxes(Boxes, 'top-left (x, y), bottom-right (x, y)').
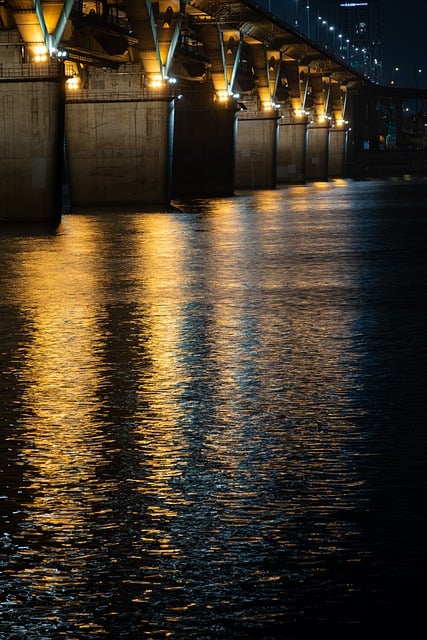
top-left (317, 14), bottom-right (327, 43)
top-left (317, 14), bottom-right (321, 42)
top-left (329, 25), bottom-right (335, 51)
top-left (306, 2), bottom-right (310, 38)
top-left (414, 68), bottom-right (422, 127)
top-left (390, 66), bottom-right (399, 86)
top-left (337, 33), bottom-right (342, 56)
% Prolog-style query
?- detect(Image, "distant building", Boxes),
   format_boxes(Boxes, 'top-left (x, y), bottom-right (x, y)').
top-left (329, 0), bottom-right (383, 83)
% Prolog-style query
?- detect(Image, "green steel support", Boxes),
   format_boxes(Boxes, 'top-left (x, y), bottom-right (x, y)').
top-left (32, 0), bottom-right (74, 53)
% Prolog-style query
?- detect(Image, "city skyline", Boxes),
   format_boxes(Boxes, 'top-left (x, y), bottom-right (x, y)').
top-left (258, 0), bottom-right (426, 88)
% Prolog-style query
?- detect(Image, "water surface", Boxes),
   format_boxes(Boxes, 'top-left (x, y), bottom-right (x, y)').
top-left (1, 178), bottom-right (426, 638)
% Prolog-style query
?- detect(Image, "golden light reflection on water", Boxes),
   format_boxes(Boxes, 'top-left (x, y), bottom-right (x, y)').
top-left (0, 187), bottom-right (376, 634)
top-left (6, 219), bottom-right (115, 598)
top-left (5, 214), bottom-right (198, 589)
top-left (185, 199), bottom-right (259, 477)
top-left (130, 215), bottom-right (191, 553)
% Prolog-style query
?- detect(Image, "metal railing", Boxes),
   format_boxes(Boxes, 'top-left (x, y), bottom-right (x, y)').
top-left (65, 88), bottom-right (179, 102)
top-left (0, 62), bottom-right (62, 79)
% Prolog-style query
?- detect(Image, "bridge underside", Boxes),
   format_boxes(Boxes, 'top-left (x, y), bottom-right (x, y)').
top-left (2, 0), bottom-right (367, 121)
top-left (1, 1), bottom-right (427, 220)
top-left (3, 1), bottom-right (426, 127)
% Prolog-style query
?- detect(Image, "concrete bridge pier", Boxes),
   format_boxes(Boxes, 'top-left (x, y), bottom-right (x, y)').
top-left (235, 112), bottom-right (279, 189)
top-left (305, 123), bottom-right (330, 182)
top-left (276, 118), bottom-right (307, 184)
top-left (0, 59), bottom-right (64, 223)
top-left (172, 94), bottom-right (236, 198)
top-left (65, 67), bottom-right (174, 207)
top-left (328, 127), bottom-right (348, 178)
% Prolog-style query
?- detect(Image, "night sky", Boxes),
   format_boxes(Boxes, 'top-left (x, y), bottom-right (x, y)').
top-left (257, 0), bottom-right (427, 88)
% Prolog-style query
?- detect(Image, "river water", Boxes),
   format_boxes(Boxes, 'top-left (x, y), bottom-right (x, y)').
top-left (1, 178), bottom-right (426, 638)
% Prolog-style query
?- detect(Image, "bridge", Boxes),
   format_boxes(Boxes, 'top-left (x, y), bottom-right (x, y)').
top-left (1, 1), bottom-right (426, 222)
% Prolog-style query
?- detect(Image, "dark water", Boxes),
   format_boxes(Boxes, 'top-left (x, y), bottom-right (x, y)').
top-left (1, 178), bottom-right (426, 638)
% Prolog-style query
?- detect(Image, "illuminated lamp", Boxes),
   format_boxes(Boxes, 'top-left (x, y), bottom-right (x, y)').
top-left (66, 76), bottom-right (80, 90)
top-left (216, 90), bottom-right (229, 102)
top-left (150, 74), bottom-right (164, 88)
top-left (33, 45), bottom-right (48, 63)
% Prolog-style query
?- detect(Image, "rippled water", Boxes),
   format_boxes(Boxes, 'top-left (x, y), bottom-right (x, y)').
top-left (1, 178), bottom-right (427, 638)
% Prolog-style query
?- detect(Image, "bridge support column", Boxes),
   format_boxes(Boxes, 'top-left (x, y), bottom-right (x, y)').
top-left (328, 127), bottom-right (348, 178)
top-left (235, 112), bottom-right (279, 189)
top-left (0, 60), bottom-right (64, 223)
top-left (172, 94), bottom-right (236, 198)
top-left (65, 69), bottom-right (174, 206)
top-left (276, 119), bottom-right (306, 183)
top-left (305, 123), bottom-right (329, 181)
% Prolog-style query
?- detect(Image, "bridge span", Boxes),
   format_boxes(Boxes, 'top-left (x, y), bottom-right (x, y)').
top-left (1, 1), bottom-right (427, 222)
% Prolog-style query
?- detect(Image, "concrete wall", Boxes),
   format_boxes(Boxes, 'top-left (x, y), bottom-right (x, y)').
top-left (235, 114), bottom-right (278, 189)
top-left (172, 98), bottom-right (236, 198)
top-left (277, 120), bottom-right (306, 183)
top-left (65, 97), bottom-right (174, 206)
top-left (0, 61), bottom-right (63, 223)
top-left (305, 124), bottom-right (329, 182)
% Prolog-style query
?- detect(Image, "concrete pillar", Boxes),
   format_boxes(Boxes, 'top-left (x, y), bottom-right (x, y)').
top-left (346, 91), bottom-right (365, 155)
top-left (172, 94), bottom-right (236, 198)
top-left (235, 113), bottom-right (278, 189)
top-left (0, 56), bottom-right (64, 223)
top-left (328, 127), bottom-right (347, 178)
top-left (305, 123), bottom-right (329, 181)
top-left (65, 89), bottom-right (174, 206)
top-left (394, 97), bottom-right (404, 149)
top-left (277, 119), bottom-right (306, 183)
